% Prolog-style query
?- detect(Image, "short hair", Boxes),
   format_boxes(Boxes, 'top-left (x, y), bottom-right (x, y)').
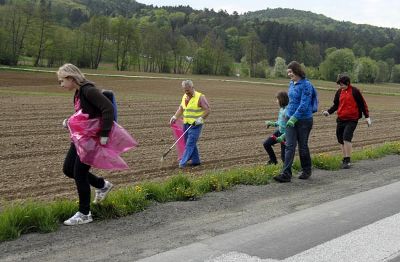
top-left (57, 63), bottom-right (86, 85)
top-left (276, 91), bottom-right (289, 108)
top-left (287, 61), bottom-right (305, 78)
top-left (336, 73), bottom-right (351, 85)
top-left (182, 80), bottom-right (193, 88)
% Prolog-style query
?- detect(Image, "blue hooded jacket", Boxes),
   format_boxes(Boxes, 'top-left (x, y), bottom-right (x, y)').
top-left (286, 78), bottom-right (314, 120)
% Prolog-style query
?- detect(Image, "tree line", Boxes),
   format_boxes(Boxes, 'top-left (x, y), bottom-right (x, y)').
top-left (1, 0), bottom-right (400, 83)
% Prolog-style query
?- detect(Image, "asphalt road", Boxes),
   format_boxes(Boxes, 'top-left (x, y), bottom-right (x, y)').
top-left (1, 155), bottom-right (400, 262)
top-left (140, 178), bottom-right (400, 261)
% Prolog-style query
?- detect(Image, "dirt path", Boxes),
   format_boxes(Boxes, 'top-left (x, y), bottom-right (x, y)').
top-left (1, 155), bottom-right (400, 261)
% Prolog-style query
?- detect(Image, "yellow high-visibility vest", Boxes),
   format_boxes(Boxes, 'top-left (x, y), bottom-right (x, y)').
top-left (181, 91), bottom-right (204, 124)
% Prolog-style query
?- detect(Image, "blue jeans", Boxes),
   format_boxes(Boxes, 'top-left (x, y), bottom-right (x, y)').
top-left (179, 124), bottom-right (203, 167)
top-left (281, 118), bottom-right (313, 177)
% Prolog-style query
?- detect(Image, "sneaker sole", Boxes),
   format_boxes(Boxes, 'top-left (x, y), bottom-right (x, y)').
top-left (64, 218), bottom-right (93, 226)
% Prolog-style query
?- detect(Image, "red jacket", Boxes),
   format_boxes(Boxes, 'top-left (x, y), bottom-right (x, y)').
top-left (327, 85), bottom-right (369, 121)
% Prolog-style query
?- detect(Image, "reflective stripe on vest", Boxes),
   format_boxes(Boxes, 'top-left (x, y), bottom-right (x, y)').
top-left (181, 91), bottom-right (204, 124)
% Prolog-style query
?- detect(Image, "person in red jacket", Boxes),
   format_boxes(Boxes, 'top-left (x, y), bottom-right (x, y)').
top-left (322, 73), bottom-right (371, 169)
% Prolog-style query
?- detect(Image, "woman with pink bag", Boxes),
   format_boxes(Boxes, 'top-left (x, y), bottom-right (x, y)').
top-left (57, 63), bottom-right (136, 226)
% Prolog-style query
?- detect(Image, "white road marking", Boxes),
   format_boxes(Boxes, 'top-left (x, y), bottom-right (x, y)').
top-left (209, 212), bottom-right (400, 262)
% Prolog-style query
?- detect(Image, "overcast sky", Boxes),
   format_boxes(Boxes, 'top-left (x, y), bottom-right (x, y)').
top-left (139, 0), bottom-right (400, 29)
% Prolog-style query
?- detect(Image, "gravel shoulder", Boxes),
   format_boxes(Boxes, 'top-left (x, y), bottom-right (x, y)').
top-left (1, 155), bottom-right (400, 262)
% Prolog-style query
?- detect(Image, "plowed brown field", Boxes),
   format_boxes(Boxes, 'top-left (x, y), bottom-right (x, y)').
top-left (1, 70), bottom-right (399, 202)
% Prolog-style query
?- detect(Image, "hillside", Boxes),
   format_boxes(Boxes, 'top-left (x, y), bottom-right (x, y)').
top-left (2, 0), bottom-right (400, 78)
top-left (243, 8), bottom-right (390, 29)
top-left (242, 8), bottom-right (337, 28)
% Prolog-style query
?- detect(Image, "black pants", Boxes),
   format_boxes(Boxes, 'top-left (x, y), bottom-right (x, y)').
top-left (63, 143), bottom-right (105, 215)
top-left (263, 130), bottom-right (286, 163)
top-left (336, 119), bottom-right (358, 144)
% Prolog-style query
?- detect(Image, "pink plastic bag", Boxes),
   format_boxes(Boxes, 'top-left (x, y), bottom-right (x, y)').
top-left (68, 110), bottom-right (137, 170)
top-left (170, 118), bottom-right (185, 160)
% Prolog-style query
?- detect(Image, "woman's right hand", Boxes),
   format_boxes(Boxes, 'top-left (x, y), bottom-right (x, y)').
top-left (62, 118), bottom-right (68, 128)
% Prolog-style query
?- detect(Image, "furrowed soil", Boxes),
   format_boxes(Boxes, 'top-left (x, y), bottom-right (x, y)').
top-left (0, 70), bottom-right (399, 202)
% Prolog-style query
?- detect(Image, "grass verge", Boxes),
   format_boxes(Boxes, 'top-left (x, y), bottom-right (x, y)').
top-left (1, 141), bottom-right (400, 242)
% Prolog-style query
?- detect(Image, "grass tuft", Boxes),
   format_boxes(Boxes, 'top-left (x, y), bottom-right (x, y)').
top-left (0, 201), bottom-right (60, 241)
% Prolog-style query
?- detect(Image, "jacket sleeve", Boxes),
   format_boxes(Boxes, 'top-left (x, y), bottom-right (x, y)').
top-left (353, 87), bottom-right (369, 118)
top-left (327, 89), bottom-right (340, 115)
top-left (83, 86), bottom-right (115, 137)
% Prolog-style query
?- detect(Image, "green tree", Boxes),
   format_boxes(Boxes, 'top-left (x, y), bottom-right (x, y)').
top-left (154, 27), bottom-right (172, 73)
top-left (324, 47), bottom-right (337, 58)
top-left (110, 16), bottom-right (139, 71)
top-left (139, 18), bottom-right (172, 73)
top-left (192, 33), bottom-right (232, 76)
top-left (33, 0), bottom-right (53, 67)
top-left (169, 30), bottom-right (185, 73)
top-left (244, 31), bottom-right (266, 77)
top-left (352, 42), bottom-right (366, 57)
top-left (370, 43), bottom-right (396, 61)
top-left (0, 0), bottom-right (35, 65)
top-left (303, 41), bottom-right (322, 67)
top-left (45, 27), bottom-right (77, 67)
top-left (320, 48), bottom-right (355, 81)
top-left (169, 11), bottom-right (186, 31)
top-left (225, 26), bottom-right (243, 62)
top-left (253, 60), bottom-right (269, 78)
top-left (171, 35), bottom-right (189, 74)
top-left (192, 34), bottom-right (215, 75)
top-left (354, 57), bottom-right (378, 83)
top-left (305, 66), bottom-right (321, 80)
top-left (375, 60), bottom-right (390, 83)
top-left (293, 41), bottom-right (305, 64)
top-left (390, 64), bottom-right (400, 83)
top-left (80, 16), bottom-right (110, 69)
top-left (272, 57), bottom-right (287, 78)
top-left (293, 41), bottom-right (321, 66)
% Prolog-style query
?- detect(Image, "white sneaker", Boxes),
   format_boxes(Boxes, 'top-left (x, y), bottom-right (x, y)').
top-left (93, 180), bottom-right (113, 204)
top-left (64, 211), bottom-right (93, 226)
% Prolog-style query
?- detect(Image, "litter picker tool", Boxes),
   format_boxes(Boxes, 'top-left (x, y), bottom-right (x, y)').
top-left (161, 124), bottom-right (193, 162)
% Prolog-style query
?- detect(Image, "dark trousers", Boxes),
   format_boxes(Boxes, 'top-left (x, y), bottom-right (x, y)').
top-left (281, 118), bottom-right (313, 177)
top-left (63, 143), bottom-right (105, 215)
top-left (263, 130), bottom-right (285, 163)
top-left (336, 119), bottom-right (358, 144)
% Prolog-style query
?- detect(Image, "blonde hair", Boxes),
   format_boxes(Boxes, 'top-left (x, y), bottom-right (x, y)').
top-left (57, 63), bottom-right (86, 85)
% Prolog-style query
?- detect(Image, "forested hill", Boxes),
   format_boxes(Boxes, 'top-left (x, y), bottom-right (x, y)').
top-left (2, 0), bottom-right (400, 83)
top-left (240, 7), bottom-right (400, 63)
top-left (242, 8), bottom-right (338, 28)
